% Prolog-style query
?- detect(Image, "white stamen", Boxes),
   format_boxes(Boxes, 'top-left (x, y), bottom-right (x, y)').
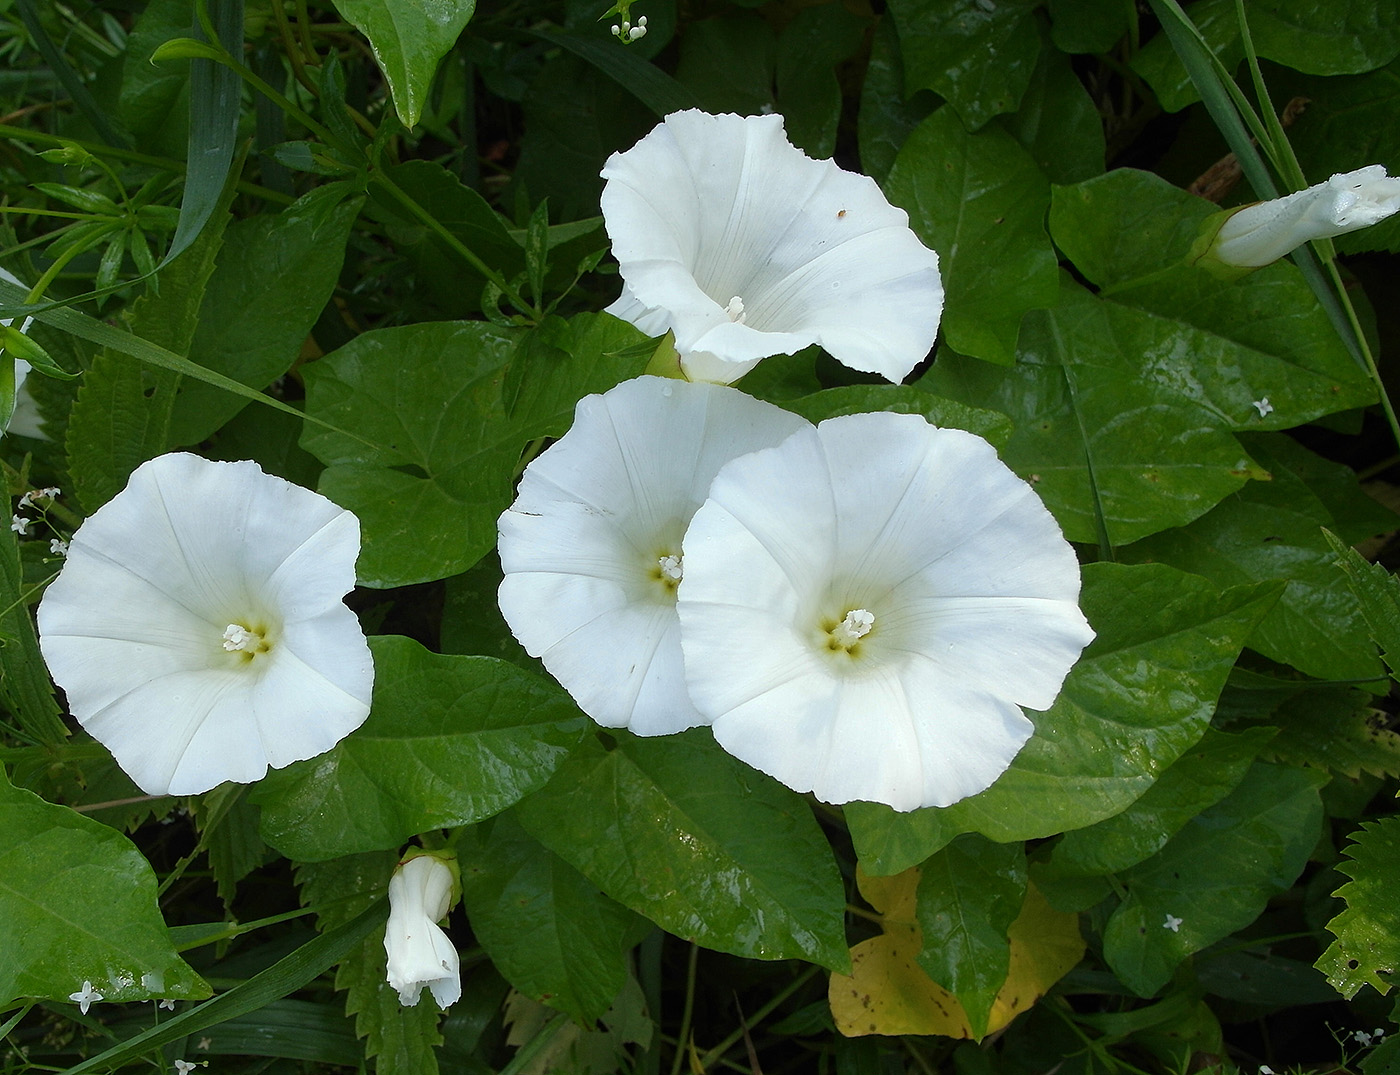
top-left (830, 609), bottom-right (874, 649)
top-left (724, 295), bottom-right (746, 324)
top-left (222, 624), bottom-right (261, 653)
top-left (658, 554), bottom-right (682, 582)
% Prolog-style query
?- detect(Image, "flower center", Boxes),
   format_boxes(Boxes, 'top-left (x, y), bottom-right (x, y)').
top-left (648, 552), bottom-right (684, 596)
top-left (222, 622), bottom-right (271, 660)
top-left (724, 295), bottom-right (747, 324)
top-left (827, 608), bottom-right (874, 652)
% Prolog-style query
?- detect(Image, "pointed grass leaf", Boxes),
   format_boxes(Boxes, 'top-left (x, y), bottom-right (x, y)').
top-left (0, 772), bottom-right (209, 1010)
top-left (1103, 762), bottom-right (1326, 997)
top-left (914, 836), bottom-right (1026, 1038)
top-left (332, 0), bottom-right (477, 128)
top-left (253, 636), bottom-right (588, 860)
top-left (1318, 816), bottom-right (1400, 1001)
top-left (514, 729), bottom-right (848, 971)
top-left (846, 563), bottom-right (1281, 875)
top-left (459, 815), bottom-right (646, 1024)
top-left (886, 108), bottom-right (1057, 365)
top-left (887, 0), bottom-right (1040, 130)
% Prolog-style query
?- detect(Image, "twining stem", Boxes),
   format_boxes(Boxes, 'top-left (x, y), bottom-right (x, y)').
top-left (668, 943), bottom-right (700, 1075)
top-left (371, 170), bottom-right (540, 319)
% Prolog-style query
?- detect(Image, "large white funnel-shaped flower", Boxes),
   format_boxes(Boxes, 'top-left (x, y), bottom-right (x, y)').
top-left (497, 375), bottom-right (809, 734)
top-left (1212, 165), bottom-right (1400, 268)
top-left (602, 110), bottom-right (943, 385)
top-left (38, 452), bottom-right (374, 795)
top-left (677, 413), bottom-right (1094, 812)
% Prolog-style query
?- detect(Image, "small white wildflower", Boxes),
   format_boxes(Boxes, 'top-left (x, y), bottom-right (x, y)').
top-left (1355, 1030), bottom-right (1374, 1047)
top-left (1252, 398), bottom-right (1273, 417)
top-left (197, 1037), bottom-right (212, 1050)
top-left (49, 538), bottom-right (67, 556)
top-left (68, 980), bottom-right (102, 1014)
top-left (1163, 914), bottom-right (1183, 932)
top-left (1259, 1066), bottom-right (1274, 1074)
top-left (610, 22), bottom-right (621, 35)
top-left (627, 23), bottom-right (646, 40)
top-left (158, 998), bottom-right (176, 1010)
top-left (10, 514), bottom-right (29, 535)
top-left (175, 1060), bottom-right (196, 1074)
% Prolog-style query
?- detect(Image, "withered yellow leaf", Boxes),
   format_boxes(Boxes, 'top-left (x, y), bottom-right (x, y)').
top-left (830, 867), bottom-right (1083, 1039)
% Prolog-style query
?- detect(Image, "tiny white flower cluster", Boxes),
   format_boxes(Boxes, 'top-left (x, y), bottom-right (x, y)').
top-left (1354, 1027), bottom-right (1387, 1048)
top-left (610, 14), bottom-right (647, 41)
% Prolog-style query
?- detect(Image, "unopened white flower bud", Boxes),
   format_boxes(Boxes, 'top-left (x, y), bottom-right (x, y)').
top-left (384, 852), bottom-right (461, 1009)
top-left (1209, 165), bottom-right (1400, 269)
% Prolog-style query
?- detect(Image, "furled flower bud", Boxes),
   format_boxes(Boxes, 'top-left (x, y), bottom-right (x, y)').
top-left (384, 851), bottom-right (461, 1009)
top-left (1206, 165), bottom-right (1400, 269)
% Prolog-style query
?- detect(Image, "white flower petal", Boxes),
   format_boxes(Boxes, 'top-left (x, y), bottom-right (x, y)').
top-left (498, 376), bottom-right (808, 733)
top-left (385, 855), bottom-right (461, 1009)
top-left (38, 452), bottom-right (373, 795)
top-left (602, 110), bottom-right (942, 383)
top-left (678, 413), bottom-right (1093, 810)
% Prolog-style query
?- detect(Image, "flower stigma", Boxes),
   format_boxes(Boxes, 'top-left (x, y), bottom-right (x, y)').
top-left (724, 295), bottom-right (747, 324)
top-left (650, 551), bottom-right (683, 595)
top-left (222, 622), bottom-right (271, 658)
top-left (827, 608), bottom-right (875, 652)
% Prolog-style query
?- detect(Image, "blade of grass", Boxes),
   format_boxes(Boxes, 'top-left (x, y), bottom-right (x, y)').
top-left (14, 0), bottom-right (129, 149)
top-left (0, 276), bottom-right (383, 452)
top-left (58, 901), bottom-right (388, 1075)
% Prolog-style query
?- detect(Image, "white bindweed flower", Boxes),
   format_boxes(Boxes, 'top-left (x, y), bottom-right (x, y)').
top-left (1211, 165), bottom-right (1400, 268)
top-left (385, 852), bottom-right (461, 1009)
top-left (602, 110), bottom-right (942, 385)
top-left (497, 375), bottom-right (808, 734)
top-left (37, 452), bottom-right (374, 795)
top-left (677, 413), bottom-right (1094, 811)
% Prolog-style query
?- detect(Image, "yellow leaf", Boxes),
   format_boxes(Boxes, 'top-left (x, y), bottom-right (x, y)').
top-left (830, 868), bottom-right (1084, 1039)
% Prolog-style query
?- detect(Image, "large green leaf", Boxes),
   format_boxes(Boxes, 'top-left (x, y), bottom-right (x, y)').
top-left (1318, 816), bottom-right (1400, 1002)
top-left (914, 836), bottom-right (1026, 1038)
top-left (0, 772), bottom-right (209, 1009)
top-left (998, 40), bottom-right (1105, 185)
top-left (774, 5), bottom-right (867, 158)
top-left (846, 563), bottom-right (1280, 875)
top-left (301, 313), bottom-right (649, 587)
top-left (332, 0), bottom-right (476, 128)
top-left (459, 815), bottom-right (646, 1025)
top-left (886, 108), bottom-right (1057, 365)
top-left (1050, 171), bottom-right (1373, 427)
top-left (1102, 762), bottom-right (1326, 997)
top-left (1250, 0), bottom-right (1400, 75)
top-left (887, 0), bottom-right (1040, 130)
top-left (514, 729), bottom-right (848, 971)
top-left (253, 636), bottom-right (587, 861)
top-left (923, 278), bottom-right (1268, 546)
top-left (857, 16), bottom-right (934, 185)
top-left (169, 182), bottom-right (362, 446)
top-left (1122, 434), bottom-right (1390, 682)
top-left (1039, 726), bottom-right (1272, 883)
